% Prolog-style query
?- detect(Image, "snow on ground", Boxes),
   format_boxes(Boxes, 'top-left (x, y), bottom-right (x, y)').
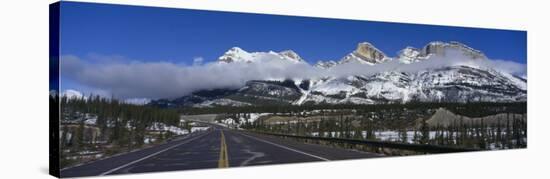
top-left (246, 113), bottom-right (271, 123)
top-left (217, 113), bottom-right (272, 128)
top-left (194, 98), bottom-right (251, 107)
top-left (143, 136), bottom-right (157, 144)
top-left (220, 118), bottom-right (237, 126)
top-left (83, 114), bottom-right (98, 125)
top-left (147, 122), bottom-right (189, 135)
top-left (371, 131), bottom-right (418, 143)
top-left (312, 130), bottom-right (445, 143)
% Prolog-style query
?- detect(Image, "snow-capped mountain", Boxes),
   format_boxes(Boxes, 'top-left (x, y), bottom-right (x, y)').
top-left (296, 66), bottom-right (526, 105)
top-left (149, 41), bottom-right (527, 107)
top-left (218, 47), bottom-right (305, 64)
top-left (315, 41), bottom-right (487, 69)
top-left (397, 47), bottom-right (424, 64)
top-left (218, 47), bottom-right (253, 63)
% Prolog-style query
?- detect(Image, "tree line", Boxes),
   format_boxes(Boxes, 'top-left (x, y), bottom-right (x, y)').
top-left (53, 94), bottom-right (180, 168)
top-left (180, 102), bottom-right (526, 118)
top-left (236, 103), bottom-right (527, 151)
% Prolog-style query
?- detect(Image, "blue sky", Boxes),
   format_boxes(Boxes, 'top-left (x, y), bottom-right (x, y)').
top-left (55, 2), bottom-right (527, 99)
top-left (60, 1), bottom-right (527, 65)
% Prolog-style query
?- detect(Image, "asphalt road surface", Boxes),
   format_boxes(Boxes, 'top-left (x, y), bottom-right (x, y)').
top-left (60, 126), bottom-right (382, 177)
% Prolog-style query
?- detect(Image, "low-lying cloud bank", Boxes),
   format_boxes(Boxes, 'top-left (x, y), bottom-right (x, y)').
top-left (60, 52), bottom-right (526, 100)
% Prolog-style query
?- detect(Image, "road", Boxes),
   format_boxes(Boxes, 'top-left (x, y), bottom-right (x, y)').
top-left (60, 126), bottom-right (382, 177)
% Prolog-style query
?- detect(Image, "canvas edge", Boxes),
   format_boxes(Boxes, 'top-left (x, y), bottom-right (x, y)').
top-left (49, 1), bottom-right (61, 178)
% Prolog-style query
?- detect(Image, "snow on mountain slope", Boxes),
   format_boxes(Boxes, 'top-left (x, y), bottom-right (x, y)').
top-left (495, 69), bottom-right (527, 91)
top-left (218, 47), bottom-right (254, 63)
top-left (362, 71), bottom-right (414, 102)
top-left (301, 76), bottom-right (372, 104)
top-left (292, 79), bottom-right (313, 105)
top-left (148, 40), bottom-right (526, 107)
top-left (297, 65), bottom-right (526, 105)
top-left (219, 41), bottom-right (491, 70)
top-left (153, 64), bottom-right (526, 107)
top-left (414, 66), bottom-right (526, 102)
top-left (297, 72), bottom-right (412, 105)
top-left (397, 47), bottom-right (424, 64)
top-left (218, 47), bottom-right (306, 64)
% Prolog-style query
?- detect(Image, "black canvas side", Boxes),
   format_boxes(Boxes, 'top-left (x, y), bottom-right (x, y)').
top-left (49, 2), bottom-right (60, 178)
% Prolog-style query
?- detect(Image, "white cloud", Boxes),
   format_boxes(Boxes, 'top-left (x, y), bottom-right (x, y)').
top-left (60, 51), bottom-right (526, 100)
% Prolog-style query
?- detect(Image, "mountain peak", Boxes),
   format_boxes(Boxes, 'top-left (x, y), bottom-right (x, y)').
top-left (279, 50), bottom-right (304, 63)
top-left (340, 42), bottom-right (388, 65)
top-left (218, 47), bottom-right (306, 64)
top-left (218, 47), bottom-right (253, 63)
top-left (397, 46), bottom-right (422, 64)
top-left (228, 46), bottom-right (245, 52)
top-left (355, 42), bottom-right (387, 59)
top-left (422, 41), bottom-right (487, 59)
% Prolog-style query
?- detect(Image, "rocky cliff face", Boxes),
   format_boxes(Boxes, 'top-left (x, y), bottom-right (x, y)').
top-left (353, 42), bottom-right (387, 63)
top-left (421, 41), bottom-right (487, 60)
top-left (340, 42), bottom-right (389, 65)
top-left (316, 41), bottom-right (487, 68)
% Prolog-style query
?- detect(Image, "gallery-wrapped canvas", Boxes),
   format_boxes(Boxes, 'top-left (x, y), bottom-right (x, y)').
top-left (49, 1), bottom-right (527, 178)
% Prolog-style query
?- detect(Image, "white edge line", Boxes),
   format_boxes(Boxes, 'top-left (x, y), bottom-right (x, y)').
top-left (60, 133), bottom-right (196, 171)
top-left (99, 130), bottom-right (211, 176)
top-left (238, 132), bottom-right (330, 161)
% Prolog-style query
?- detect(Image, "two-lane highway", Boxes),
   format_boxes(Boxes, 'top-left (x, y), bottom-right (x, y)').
top-left (61, 126), bottom-right (382, 177)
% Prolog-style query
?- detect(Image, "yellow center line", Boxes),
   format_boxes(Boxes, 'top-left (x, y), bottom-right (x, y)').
top-left (218, 130), bottom-right (229, 168)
